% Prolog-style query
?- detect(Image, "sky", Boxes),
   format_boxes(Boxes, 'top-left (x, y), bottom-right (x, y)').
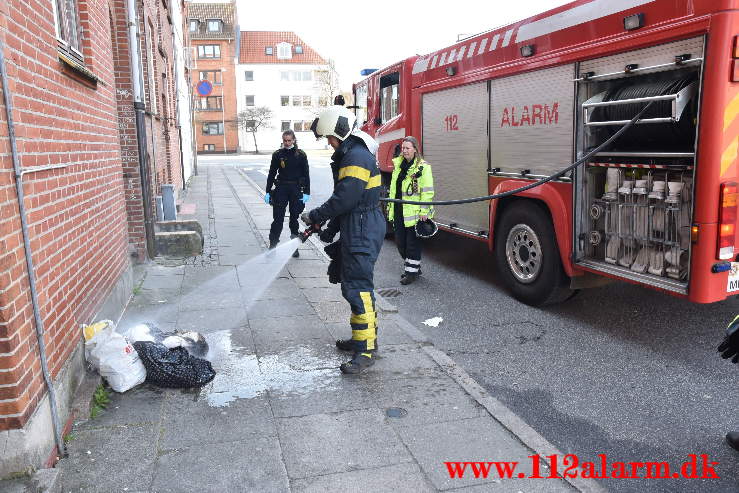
top-left (235, 0), bottom-right (574, 91)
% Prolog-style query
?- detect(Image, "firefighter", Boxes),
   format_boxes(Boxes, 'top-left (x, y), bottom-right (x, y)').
top-left (387, 136), bottom-right (435, 285)
top-left (333, 94), bottom-right (345, 106)
top-left (265, 130), bottom-right (310, 257)
top-left (303, 105), bottom-right (384, 374)
top-left (718, 315), bottom-right (739, 451)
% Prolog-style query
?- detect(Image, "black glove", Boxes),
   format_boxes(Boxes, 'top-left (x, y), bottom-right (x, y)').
top-left (319, 228), bottom-right (337, 243)
top-left (718, 316), bottom-right (739, 363)
top-left (300, 212), bottom-right (313, 226)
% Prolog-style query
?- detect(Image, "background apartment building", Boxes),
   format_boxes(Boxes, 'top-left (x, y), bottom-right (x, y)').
top-left (236, 32), bottom-right (334, 152)
top-left (188, 2), bottom-right (239, 154)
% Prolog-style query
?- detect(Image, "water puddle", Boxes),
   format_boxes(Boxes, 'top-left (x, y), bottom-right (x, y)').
top-left (199, 330), bottom-right (343, 407)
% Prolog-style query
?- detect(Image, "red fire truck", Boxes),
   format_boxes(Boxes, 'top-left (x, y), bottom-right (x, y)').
top-left (353, 0), bottom-right (739, 305)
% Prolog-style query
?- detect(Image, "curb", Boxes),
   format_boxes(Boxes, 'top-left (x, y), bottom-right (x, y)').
top-left (232, 166), bottom-right (602, 492)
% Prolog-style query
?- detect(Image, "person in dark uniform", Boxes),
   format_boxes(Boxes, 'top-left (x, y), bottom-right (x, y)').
top-left (265, 130), bottom-right (310, 257)
top-left (718, 315), bottom-right (739, 450)
top-left (303, 105), bottom-right (384, 374)
top-left (333, 94), bottom-right (345, 106)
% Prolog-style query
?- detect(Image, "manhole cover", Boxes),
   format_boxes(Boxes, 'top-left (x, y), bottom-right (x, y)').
top-left (378, 288), bottom-right (402, 298)
top-left (386, 407), bottom-right (408, 418)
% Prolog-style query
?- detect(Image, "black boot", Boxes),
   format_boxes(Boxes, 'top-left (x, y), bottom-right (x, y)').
top-left (290, 234), bottom-right (300, 257)
top-left (400, 272), bottom-right (418, 285)
top-left (727, 432), bottom-right (739, 451)
top-left (269, 239), bottom-right (278, 250)
top-left (340, 352), bottom-right (375, 374)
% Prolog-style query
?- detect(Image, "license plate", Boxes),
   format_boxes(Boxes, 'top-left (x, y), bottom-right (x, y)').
top-left (728, 263), bottom-right (739, 292)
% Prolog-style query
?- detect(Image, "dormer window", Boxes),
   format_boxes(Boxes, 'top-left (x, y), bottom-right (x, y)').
top-left (265, 46), bottom-right (273, 55)
top-left (189, 19), bottom-right (199, 33)
top-left (294, 45), bottom-right (303, 54)
top-left (277, 42), bottom-right (292, 60)
top-left (207, 19), bottom-right (222, 32)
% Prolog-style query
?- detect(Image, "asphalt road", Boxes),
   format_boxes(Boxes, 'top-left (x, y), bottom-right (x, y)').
top-left (202, 154), bottom-right (739, 492)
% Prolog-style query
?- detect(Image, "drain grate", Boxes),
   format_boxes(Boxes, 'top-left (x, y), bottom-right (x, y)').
top-left (377, 288), bottom-right (402, 298)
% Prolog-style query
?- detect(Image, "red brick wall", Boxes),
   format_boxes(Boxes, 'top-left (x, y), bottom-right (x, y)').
top-left (0, 0), bottom-right (130, 430)
top-left (192, 38), bottom-right (238, 153)
top-left (113, 0), bottom-right (183, 260)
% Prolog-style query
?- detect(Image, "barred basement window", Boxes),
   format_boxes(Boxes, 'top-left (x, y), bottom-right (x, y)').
top-left (52, 0), bottom-right (83, 60)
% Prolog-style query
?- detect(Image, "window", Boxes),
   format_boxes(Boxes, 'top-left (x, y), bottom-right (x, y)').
top-left (354, 83), bottom-right (368, 124)
top-left (206, 19), bottom-right (222, 32)
top-left (244, 71), bottom-right (253, 81)
top-left (245, 120), bottom-right (256, 131)
top-left (302, 71), bottom-right (311, 81)
top-left (294, 45), bottom-right (303, 54)
top-left (319, 96), bottom-right (329, 107)
top-left (280, 71), bottom-right (289, 82)
top-left (52, 0), bottom-right (83, 58)
top-left (197, 45), bottom-right (220, 59)
top-left (277, 42), bottom-right (292, 59)
top-left (379, 72), bottom-right (400, 123)
top-left (145, 21), bottom-right (157, 114)
top-left (303, 96), bottom-right (311, 106)
top-left (196, 96), bottom-right (222, 110)
top-left (245, 95), bottom-right (254, 106)
top-left (203, 144), bottom-right (216, 151)
top-left (265, 46), bottom-right (273, 55)
top-left (281, 121), bottom-right (291, 131)
top-left (292, 96), bottom-right (301, 107)
top-left (293, 121), bottom-right (312, 132)
top-left (199, 70), bottom-right (222, 84)
top-left (280, 96), bottom-right (289, 106)
top-left (280, 70), bottom-right (312, 82)
top-left (189, 19), bottom-right (199, 33)
top-left (202, 122), bottom-right (224, 135)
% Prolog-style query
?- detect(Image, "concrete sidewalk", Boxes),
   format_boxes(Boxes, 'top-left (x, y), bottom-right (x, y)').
top-left (53, 163), bottom-right (591, 492)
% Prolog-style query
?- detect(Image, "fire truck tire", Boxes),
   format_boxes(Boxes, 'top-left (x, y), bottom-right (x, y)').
top-left (495, 202), bottom-right (572, 306)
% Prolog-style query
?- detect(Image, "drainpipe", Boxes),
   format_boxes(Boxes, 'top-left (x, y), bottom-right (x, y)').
top-left (0, 41), bottom-right (66, 458)
top-left (126, 0), bottom-right (156, 259)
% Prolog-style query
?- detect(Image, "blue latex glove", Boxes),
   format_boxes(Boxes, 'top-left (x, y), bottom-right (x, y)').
top-left (264, 193), bottom-right (271, 205)
top-left (301, 194), bottom-right (310, 204)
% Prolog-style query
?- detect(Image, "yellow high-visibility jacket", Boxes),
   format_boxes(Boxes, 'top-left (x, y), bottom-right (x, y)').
top-left (387, 155), bottom-right (435, 227)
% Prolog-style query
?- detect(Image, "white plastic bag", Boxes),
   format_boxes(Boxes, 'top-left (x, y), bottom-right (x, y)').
top-left (86, 326), bottom-right (146, 392)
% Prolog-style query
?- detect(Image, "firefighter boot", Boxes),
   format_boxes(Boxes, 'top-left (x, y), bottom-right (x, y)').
top-left (727, 432), bottom-right (739, 451)
top-left (269, 239), bottom-right (279, 250)
top-left (400, 272), bottom-right (418, 285)
top-left (340, 351), bottom-right (375, 374)
top-left (290, 234), bottom-right (300, 257)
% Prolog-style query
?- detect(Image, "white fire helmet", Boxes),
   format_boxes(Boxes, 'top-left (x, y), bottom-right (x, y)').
top-left (310, 105), bottom-right (357, 141)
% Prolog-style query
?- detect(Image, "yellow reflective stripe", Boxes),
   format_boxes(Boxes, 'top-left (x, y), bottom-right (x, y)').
top-left (725, 92), bottom-right (739, 131)
top-left (420, 187), bottom-right (434, 192)
top-left (350, 312), bottom-right (376, 325)
top-left (360, 292), bottom-right (375, 316)
top-left (366, 174), bottom-right (381, 189)
top-left (721, 137), bottom-right (738, 176)
top-left (338, 165), bottom-right (370, 182)
top-left (351, 327), bottom-right (374, 341)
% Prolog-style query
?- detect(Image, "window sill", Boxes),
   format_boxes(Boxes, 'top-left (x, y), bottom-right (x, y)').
top-left (58, 52), bottom-right (100, 88)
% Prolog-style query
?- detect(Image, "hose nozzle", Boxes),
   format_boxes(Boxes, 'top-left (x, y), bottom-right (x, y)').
top-left (299, 223), bottom-right (322, 242)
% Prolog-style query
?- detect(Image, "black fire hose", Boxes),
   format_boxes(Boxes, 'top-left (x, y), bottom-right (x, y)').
top-left (379, 101), bottom-right (654, 206)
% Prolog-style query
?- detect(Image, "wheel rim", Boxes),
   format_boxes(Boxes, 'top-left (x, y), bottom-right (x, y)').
top-left (505, 223), bottom-right (542, 284)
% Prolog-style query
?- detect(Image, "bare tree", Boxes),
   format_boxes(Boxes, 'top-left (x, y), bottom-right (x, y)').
top-left (235, 106), bottom-right (273, 153)
top-left (311, 59), bottom-right (340, 115)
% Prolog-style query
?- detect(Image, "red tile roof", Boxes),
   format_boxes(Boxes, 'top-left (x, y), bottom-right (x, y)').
top-left (239, 31), bottom-right (327, 65)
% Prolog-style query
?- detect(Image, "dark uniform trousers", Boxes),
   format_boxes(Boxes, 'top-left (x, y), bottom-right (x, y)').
top-left (270, 183), bottom-right (304, 242)
top-left (394, 222), bottom-right (422, 274)
top-left (308, 137), bottom-right (385, 355)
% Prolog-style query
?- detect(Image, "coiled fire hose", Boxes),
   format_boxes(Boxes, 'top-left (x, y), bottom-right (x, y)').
top-left (380, 100), bottom-right (655, 206)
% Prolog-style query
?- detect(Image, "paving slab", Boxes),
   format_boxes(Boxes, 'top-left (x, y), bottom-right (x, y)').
top-left (291, 462), bottom-right (435, 492)
top-left (175, 307), bottom-right (248, 332)
top-left (276, 409), bottom-right (413, 479)
top-left (151, 437), bottom-right (290, 493)
top-left (58, 424), bottom-right (158, 492)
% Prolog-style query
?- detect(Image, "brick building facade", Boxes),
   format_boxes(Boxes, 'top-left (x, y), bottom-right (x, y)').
top-left (188, 2), bottom-right (239, 154)
top-left (0, 0), bottom-right (188, 476)
top-left (114, 0), bottom-right (186, 260)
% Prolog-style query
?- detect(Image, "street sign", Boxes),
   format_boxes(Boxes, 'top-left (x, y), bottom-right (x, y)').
top-left (196, 80), bottom-right (213, 96)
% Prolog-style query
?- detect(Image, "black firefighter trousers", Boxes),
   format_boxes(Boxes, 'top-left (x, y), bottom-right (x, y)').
top-left (269, 183), bottom-right (304, 243)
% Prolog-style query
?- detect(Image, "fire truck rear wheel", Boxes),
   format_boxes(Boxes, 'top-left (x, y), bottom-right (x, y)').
top-left (495, 201), bottom-right (571, 306)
